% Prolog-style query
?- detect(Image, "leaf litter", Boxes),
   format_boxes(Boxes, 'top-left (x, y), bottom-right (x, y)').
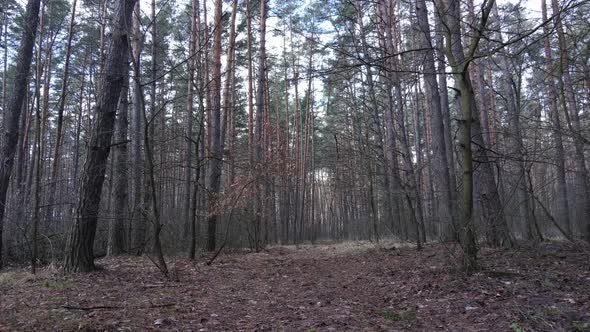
top-left (0, 241), bottom-right (589, 331)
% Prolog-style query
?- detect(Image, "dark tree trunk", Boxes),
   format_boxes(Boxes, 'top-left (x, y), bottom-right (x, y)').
top-left (0, 0), bottom-right (41, 269)
top-left (437, 0), bottom-right (498, 271)
top-left (130, 1), bottom-right (145, 255)
top-left (206, 0), bottom-right (223, 252)
top-left (63, 0), bottom-right (136, 272)
top-left (108, 79), bottom-right (129, 256)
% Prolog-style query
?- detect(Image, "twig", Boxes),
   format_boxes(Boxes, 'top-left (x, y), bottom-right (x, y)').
top-left (531, 193), bottom-right (574, 242)
top-left (141, 284), bottom-right (181, 288)
top-left (61, 305), bottom-right (121, 311)
top-left (150, 303), bottom-right (176, 308)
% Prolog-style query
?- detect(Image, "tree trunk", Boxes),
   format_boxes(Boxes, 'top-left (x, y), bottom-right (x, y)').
top-left (541, 0), bottom-right (571, 238)
top-left (246, 0), bottom-right (255, 168)
top-left (415, 0), bottom-right (455, 236)
top-left (437, 0), bottom-right (498, 271)
top-left (63, 0), bottom-right (136, 273)
top-left (220, 0), bottom-right (238, 168)
top-left (0, 0), bottom-right (41, 269)
top-left (47, 0), bottom-right (78, 224)
top-left (551, 0), bottom-right (590, 237)
top-left (184, 0), bottom-right (198, 250)
top-left (206, 0), bottom-right (223, 252)
top-left (108, 79), bottom-right (129, 256)
top-left (130, 1), bottom-right (145, 254)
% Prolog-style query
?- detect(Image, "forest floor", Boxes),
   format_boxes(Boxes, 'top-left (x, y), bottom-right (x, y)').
top-left (1, 241), bottom-right (589, 331)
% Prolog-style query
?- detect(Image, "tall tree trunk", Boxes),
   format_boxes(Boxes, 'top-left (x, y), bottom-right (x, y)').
top-left (72, 53), bottom-right (88, 194)
top-left (130, 1), bottom-right (145, 254)
top-left (415, 0), bottom-right (455, 235)
top-left (551, 0), bottom-right (590, 237)
top-left (142, 77), bottom-right (168, 275)
top-left (63, 0), bottom-right (136, 272)
top-left (292, 24), bottom-right (301, 244)
top-left (434, 12), bottom-right (458, 235)
top-left (246, 0), bottom-right (254, 168)
top-left (31, 64), bottom-right (43, 274)
top-left (194, 1), bottom-right (207, 255)
top-left (1, 12), bottom-right (7, 115)
top-left (184, 0), bottom-right (198, 250)
top-left (206, 0), bottom-right (223, 252)
top-left (220, 0), bottom-right (238, 182)
top-left (542, 0), bottom-right (571, 238)
top-left (108, 79), bottom-right (129, 256)
top-left (379, 0), bottom-right (403, 239)
top-left (253, 0), bottom-right (267, 251)
top-left (47, 0), bottom-right (79, 223)
top-left (0, 0), bottom-right (41, 269)
top-left (355, 0), bottom-right (386, 238)
top-left (437, 0), bottom-right (497, 271)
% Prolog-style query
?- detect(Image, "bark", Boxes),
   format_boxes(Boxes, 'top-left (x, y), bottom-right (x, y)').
top-left (253, 0), bottom-right (267, 250)
top-left (292, 24), bottom-right (301, 244)
top-left (108, 80), bottom-right (129, 256)
top-left (184, 0), bottom-right (197, 248)
top-left (434, 12), bottom-right (458, 229)
top-left (206, 0), bottom-right (223, 252)
top-left (63, 0), bottom-right (136, 272)
top-left (192, 1), bottom-right (207, 257)
top-left (1, 12), bottom-right (7, 114)
top-left (220, 0), bottom-right (238, 163)
top-left (31, 64), bottom-right (43, 274)
top-left (130, 1), bottom-right (145, 254)
top-left (72, 53), bottom-right (88, 193)
top-left (246, 0), bottom-right (254, 168)
top-left (0, 0), bottom-right (41, 269)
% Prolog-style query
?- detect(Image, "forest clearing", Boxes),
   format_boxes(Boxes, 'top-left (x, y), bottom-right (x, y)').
top-left (1, 241), bottom-right (589, 331)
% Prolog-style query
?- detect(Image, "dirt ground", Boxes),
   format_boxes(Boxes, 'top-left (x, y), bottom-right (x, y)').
top-left (1, 241), bottom-right (589, 331)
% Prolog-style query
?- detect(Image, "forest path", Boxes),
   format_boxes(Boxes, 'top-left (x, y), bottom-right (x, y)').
top-left (1, 241), bottom-right (589, 331)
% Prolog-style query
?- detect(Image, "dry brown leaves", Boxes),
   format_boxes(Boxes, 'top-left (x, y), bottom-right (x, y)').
top-left (1, 241), bottom-right (589, 331)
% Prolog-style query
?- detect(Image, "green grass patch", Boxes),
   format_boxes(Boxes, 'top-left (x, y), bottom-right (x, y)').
top-left (0, 271), bottom-right (34, 286)
top-left (42, 279), bottom-right (72, 290)
top-left (572, 321), bottom-right (590, 332)
top-left (510, 322), bottom-right (525, 332)
top-left (378, 309), bottom-right (417, 322)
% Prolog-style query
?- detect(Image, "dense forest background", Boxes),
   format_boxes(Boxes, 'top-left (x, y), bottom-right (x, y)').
top-left (0, 0), bottom-right (589, 272)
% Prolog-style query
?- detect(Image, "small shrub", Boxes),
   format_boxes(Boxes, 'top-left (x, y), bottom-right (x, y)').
top-left (510, 322), bottom-right (525, 332)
